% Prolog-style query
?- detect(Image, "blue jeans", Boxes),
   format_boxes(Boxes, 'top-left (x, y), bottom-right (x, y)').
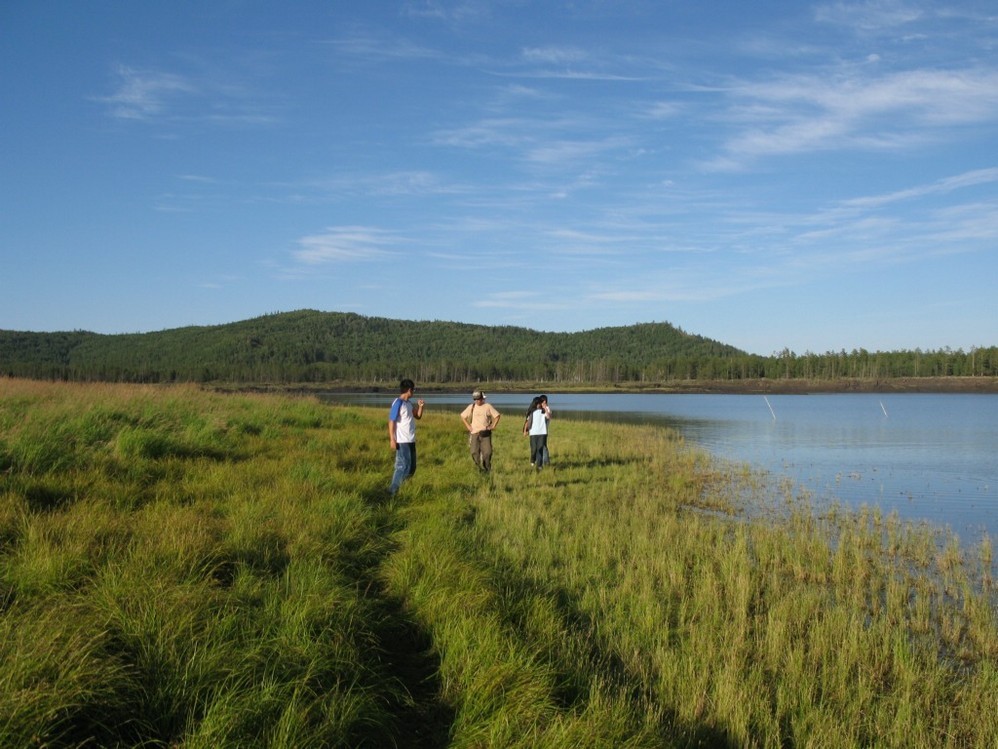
top-left (389, 442), bottom-right (417, 495)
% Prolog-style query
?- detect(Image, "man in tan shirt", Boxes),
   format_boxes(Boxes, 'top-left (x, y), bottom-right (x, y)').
top-left (460, 390), bottom-right (502, 472)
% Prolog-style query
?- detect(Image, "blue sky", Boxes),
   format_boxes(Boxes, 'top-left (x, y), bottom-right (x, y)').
top-left (3, 1), bottom-right (997, 355)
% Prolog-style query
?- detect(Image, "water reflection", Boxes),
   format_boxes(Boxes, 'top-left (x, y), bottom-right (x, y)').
top-left (320, 392), bottom-right (996, 541)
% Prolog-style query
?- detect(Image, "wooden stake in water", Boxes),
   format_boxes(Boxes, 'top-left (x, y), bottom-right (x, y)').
top-left (764, 395), bottom-right (776, 421)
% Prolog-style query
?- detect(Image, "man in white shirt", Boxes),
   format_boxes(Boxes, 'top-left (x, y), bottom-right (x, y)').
top-left (388, 378), bottom-right (424, 494)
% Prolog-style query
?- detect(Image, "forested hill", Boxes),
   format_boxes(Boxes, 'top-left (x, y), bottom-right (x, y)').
top-left (0, 310), bottom-right (742, 383)
top-left (1, 309), bottom-right (995, 385)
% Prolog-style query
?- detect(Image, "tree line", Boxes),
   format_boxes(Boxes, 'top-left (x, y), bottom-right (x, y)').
top-left (1, 310), bottom-right (995, 385)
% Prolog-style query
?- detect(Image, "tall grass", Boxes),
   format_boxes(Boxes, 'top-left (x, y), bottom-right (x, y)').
top-left (1, 379), bottom-right (995, 747)
top-left (1, 381), bottom-right (408, 747)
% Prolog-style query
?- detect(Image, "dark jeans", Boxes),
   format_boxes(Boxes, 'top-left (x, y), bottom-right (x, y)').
top-left (389, 442), bottom-right (416, 494)
top-left (529, 434), bottom-right (547, 467)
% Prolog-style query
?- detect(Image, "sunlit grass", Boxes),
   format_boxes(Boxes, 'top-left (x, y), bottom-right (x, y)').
top-left (1, 378), bottom-right (995, 747)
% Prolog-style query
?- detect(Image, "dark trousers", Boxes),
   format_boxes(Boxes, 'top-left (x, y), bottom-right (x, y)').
top-left (469, 430), bottom-right (493, 471)
top-left (529, 434), bottom-right (547, 467)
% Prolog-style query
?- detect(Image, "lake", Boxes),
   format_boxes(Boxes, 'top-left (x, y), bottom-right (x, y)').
top-left (321, 391), bottom-right (997, 543)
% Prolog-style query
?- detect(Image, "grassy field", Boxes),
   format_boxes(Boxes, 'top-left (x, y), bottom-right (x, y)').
top-left (1, 379), bottom-right (995, 748)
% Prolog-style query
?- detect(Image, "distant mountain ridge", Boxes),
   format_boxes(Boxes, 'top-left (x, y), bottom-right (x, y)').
top-left (1, 309), bottom-right (993, 385)
top-left (0, 310), bottom-right (743, 383)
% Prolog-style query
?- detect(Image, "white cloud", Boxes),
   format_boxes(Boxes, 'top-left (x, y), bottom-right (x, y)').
top-left (97, 65), bottom-right (195, 120)
top-left (473, 291), bottom-right (567, 311)
top-left (401, 0), bottom-right (491, 23)
top-left (505, 44), bottom-right (649, 81)
top-left (432, 117), bottom-right (533, 149)
top-left (814, 0), bottom-right (925, 31)
top-left (708, 67), bottom-right (998, 168)
top-left (645, 100), bottom-right (684, 119)
top-left (525, 136), bottom-right (631, 167)
top-left (521, 46), bottom-right (590, 65)
top-left (588, 272), bottom-right (753, 304)
top-left (292, 226), bottom-right (399, 265)
top-left (840, 167), bottom-right (998, 209)
top-left (176, 174), bottom-right (219, 184)
top-left (96, 62), bottom-right (278, 127)
top-left (321, 33), bottom-right (442, 63)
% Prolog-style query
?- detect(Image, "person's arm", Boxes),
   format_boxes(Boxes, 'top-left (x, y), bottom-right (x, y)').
top-left (460, 406), bottom-right (472, 432)
top-left (414, 399), bottom-right (425, 419)
top-left (388, 399), bottom-right (401, 449)
top-left (491, 407), bottom-right (501, 428)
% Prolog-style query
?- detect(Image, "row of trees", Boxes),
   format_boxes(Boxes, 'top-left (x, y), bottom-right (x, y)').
top-left (2, 310), bottom-right (995, 385)
top-left (762, 347), bottom-right (998, 380)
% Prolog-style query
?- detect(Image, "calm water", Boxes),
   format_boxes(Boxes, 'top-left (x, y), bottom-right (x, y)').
top-left (323, 392), bottom-right (997, 542)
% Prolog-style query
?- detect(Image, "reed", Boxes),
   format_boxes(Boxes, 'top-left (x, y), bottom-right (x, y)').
top-left (1, 379), bottom-right (995, 747)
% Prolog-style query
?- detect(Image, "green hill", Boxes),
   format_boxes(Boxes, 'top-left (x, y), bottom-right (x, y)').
top-left (0, 310), bottom-right (744, 384)
top-left (2, 310), bottom-right (994, 385)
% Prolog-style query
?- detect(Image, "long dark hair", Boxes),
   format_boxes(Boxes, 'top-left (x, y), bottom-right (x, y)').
top-left (525, 396), bottom-right (541, 418)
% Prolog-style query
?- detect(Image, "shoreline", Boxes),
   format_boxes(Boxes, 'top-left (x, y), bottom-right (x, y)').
top-left (213, 376), bottom-right (998, 396)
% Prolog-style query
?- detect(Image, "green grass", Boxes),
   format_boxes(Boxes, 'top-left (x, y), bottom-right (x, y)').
top-left (1, 379), bottom-right (995, 747)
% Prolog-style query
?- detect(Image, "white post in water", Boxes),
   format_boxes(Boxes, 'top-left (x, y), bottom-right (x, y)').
top-left (764, 395), bottom-right (776, 421)
top-left (880, 400), bottom-right (889, 418)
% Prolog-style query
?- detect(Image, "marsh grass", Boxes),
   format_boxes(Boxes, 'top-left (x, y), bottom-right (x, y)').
top-left (1, 379), bottom-right (995, 747)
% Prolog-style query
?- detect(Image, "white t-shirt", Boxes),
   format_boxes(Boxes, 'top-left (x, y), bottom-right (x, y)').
top-left (389, 397), bottom-right (416, 443)
top-left (527, 408), bottom-right (548, 436)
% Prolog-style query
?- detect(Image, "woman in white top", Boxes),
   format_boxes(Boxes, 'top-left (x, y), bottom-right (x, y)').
top-left (523, 395), bottom-right (551, 469)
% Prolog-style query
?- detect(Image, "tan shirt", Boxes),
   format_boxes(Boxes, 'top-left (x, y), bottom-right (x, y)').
top-left (460, 401), bottom-right (501, 434)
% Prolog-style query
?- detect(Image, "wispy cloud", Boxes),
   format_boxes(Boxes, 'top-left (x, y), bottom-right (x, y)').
top-left (176, 174), bottom-right (220, 184)
top-left (432, 117), bottom-right (537, 149)
top-left (644, 100), bottom-right (685, 119)
top-left (813, 0), bottom-right (925, 31)
top-left (319, 32), bottom-right (442, 63)
top-left (96, 63), bottom-right (279, 127)
top-left (509, 50), bottom-right (647, 82)
top-left (524, 136), bottom-right (633, 167)
top-left (707, 67), bottom-right (998, 168)
top-left (565, 162), bottom-right (998, 313)
top-left (588, 269), bottom-right (756, 305)
top-left (401, 0), bottom-right (491, 23)
top-left (97, 65), bottom-right (196, 120)
top-left (199, 274), bottom-right (244, 290)
top-left (840, 167), bottom-right (998, 209)
top-left (473, 290), bottom-right (568, 311)
top-left (521, 46), bottom-right (590, 65)
top-left (431, 111), bottom-right (633, 178)
top-left (291, 226), bottom-right (400, 265)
